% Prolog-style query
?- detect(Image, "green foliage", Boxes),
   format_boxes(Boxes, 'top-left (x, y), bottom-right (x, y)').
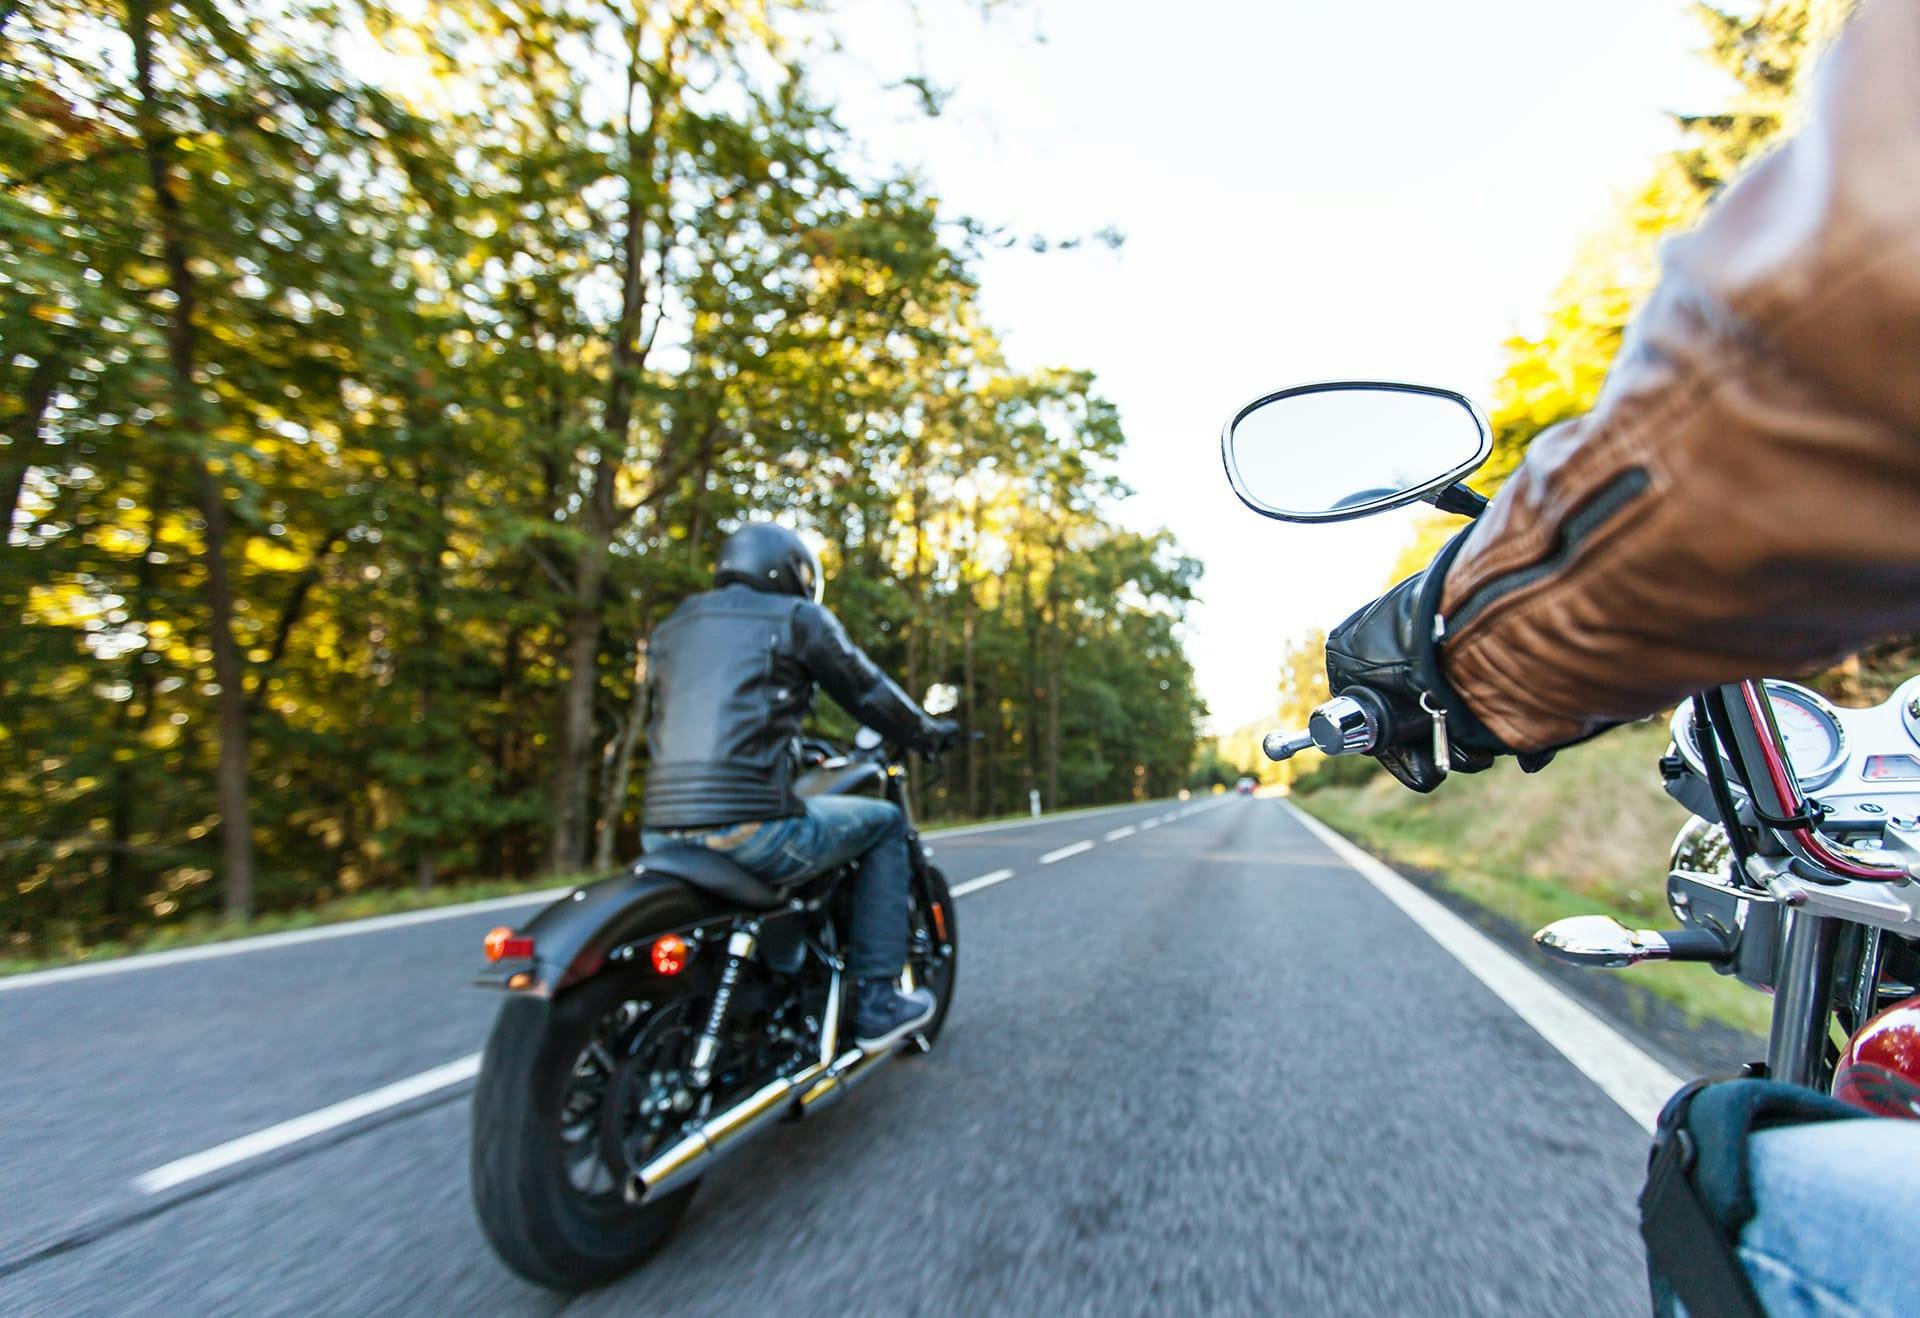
top-left (0, 0), bottom-right (1207, 956)
top-left (1390, 0), bottom-right (1855, 586)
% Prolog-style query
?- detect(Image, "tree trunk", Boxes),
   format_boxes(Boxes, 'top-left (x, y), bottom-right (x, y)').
top-left (548, 48), bottom-right (659, 874)
top-left (106, 460), bottom-right (173, 929)
top-left (593, 636), bottom-right (650, 870)
top-left (1016, 537), bottom-right (1040, 806)
top-left (2, 352), bottom-right (62, 542)
top-left (549, 498), bottom-right (611, 872)
top-left (962, 573), bottom-right (978, 819)
top-left (1046, 624), bottom-right (1062, 809)
top-left (129, 0), bottom-right (255, 918)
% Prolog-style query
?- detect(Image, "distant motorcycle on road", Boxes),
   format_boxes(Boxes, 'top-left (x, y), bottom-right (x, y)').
top-left (1223, 379), bottom-right (1920, 1110)
top-left (467, 690), bottom-right (961, 1290)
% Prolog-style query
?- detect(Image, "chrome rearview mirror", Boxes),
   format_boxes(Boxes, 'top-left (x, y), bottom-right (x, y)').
top-left (1221, 381), bottom-right (1491, 523)
top-left (923, 683), bottom-right (958, 716)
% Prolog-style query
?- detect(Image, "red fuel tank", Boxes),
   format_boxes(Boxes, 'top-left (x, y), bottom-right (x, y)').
top-left (1834, 998), bottom-right (1920, 1118)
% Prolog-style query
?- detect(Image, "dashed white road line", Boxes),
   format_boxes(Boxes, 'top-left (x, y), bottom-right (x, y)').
top-left (6, 800), bottom-right (1201, 995)
top-left (1038, 840), bottom-right (1095, 865)
top-left (133, 1055), bottom-right (483, 1195)
top-left (129, 807), bottom-right (1210, 1197)
top-left (948, 868), bottom-right (1016, 898)
top-left (129, 846), bottom-right (1048, 1194)
top-left (1139, 818), bottom-right (1159, 830)
top-left (1281, 801), bottom-right (1679, 1133)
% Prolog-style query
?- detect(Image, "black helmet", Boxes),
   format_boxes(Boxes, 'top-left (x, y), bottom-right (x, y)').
top-left (713, 523), bottom-right (823, 603)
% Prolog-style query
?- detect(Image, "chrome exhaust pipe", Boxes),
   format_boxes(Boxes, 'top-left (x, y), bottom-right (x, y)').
top-left (629, 1064), bottom-right (826, 1203)
top-left (627, 1033), bottom-right (921, 1203)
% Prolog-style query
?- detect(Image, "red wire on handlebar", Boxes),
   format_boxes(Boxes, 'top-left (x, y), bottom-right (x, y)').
top-left (1738, 681), bottom-right (1901, 882)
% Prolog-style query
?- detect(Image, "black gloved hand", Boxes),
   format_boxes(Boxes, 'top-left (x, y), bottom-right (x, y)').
top-left (1324, 559), bottom-right (1549, 793)
top-left (922, 718), bottom-right (962, 754)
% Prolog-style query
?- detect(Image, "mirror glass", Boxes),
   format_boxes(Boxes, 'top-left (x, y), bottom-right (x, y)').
top-left (923, 683), bottom-right (958, 716)
top-left (1223, 382), bottom-right (1488, 522)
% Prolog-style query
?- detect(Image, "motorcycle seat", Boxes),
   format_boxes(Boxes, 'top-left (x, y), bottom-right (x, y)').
top-left (640, 845), bottom-right (784, 912)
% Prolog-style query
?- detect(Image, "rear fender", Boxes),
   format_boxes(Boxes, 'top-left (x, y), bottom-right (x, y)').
top-left (478, 866), bottom-right (734, 999)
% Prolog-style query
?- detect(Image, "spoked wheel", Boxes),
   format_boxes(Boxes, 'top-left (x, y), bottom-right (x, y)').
top-left (904, 864), bottom-right (959, 1050)
top-left (471, 976), bottom-right (703, 1291)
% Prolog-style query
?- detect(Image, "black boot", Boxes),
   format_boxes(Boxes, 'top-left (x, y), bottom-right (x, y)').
top-left (851, 977), bottom-right (936, 1050)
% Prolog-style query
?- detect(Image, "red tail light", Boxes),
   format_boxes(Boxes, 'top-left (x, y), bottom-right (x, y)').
top-left (651, 933), bottom-right (689, 976)
top-left (484, 926), bottom-right (535, 963)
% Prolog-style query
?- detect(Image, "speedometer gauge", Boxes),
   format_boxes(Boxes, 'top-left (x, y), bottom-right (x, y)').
top-left (1669, 681), bottom-right (1848, 792)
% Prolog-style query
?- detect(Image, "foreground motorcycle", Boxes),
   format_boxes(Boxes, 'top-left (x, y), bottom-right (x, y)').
top-left (1223, 380), bottom-right (1920, 1110)
top-left (467, 689), bottom-right (961, 1290)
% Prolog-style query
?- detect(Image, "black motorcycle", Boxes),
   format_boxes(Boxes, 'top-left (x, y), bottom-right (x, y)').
top-left (467, 701), bottom-right (960, 1290)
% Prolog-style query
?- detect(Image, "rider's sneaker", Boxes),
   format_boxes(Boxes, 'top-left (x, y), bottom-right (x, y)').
top-left (851, 978), bottom-right (936, 1050)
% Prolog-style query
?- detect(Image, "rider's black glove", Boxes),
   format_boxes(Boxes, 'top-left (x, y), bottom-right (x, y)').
top-left (922, 718), bottom-right (962, 754)
top-left (1324, 534), bottom-right (1551, 793)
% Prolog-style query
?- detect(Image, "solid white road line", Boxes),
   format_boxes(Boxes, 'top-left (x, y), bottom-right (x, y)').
top-left (1281, 802), bottom-right (1680, 1133)
top-left (1038, 840), bottom-right (1095, 865)
top-left (133, 1054), bottom-right (484, 1195)
top-left (948, 868), bottom-right (1016, 898)
top-left (1103, 825), bottom-right (1137, 842)
top-left (0, 890), bottom-right (572, 994)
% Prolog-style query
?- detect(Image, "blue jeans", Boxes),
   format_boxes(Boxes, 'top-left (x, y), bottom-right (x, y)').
top-left (1731, 1117), bottom-right (1920, 1317)
top-left (642, 796), bottom-right (911, 982)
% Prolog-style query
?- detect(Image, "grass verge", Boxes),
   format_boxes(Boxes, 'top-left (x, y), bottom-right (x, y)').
top-left (1293, 722), bottom-right (1773, 1038)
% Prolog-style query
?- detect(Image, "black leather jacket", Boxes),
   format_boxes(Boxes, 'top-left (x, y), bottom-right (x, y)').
top-left (641, 584), bottom-right (942, 829)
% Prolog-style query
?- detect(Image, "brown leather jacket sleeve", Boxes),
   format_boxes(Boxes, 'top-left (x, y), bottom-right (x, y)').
top-left (1437, 0), bottom-right (1920, 753)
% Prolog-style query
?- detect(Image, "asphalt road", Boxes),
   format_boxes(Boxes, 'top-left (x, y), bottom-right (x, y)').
top-left (3, 796), bottom-right (1673, 1316)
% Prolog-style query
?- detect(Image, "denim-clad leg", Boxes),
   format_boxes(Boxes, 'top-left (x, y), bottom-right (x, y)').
top-left (1733, 1118), bottom-right (1920, 1317)
top-left (642, 795), bottom-right (910, 982)
top-left (791, 797), bottom-right (910, 981)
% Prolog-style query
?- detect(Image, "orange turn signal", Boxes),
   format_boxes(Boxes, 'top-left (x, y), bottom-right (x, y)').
top-left (651, 933), bottom-right (689, 976)
top-left (484, 926), bottom-right (535, 963)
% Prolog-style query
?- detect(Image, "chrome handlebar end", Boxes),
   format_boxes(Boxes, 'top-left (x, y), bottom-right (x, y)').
top-left (1309, 694), bottom-right (1379, 755)
top-left (1263, 730), bottom-right (1314, 762)
top-left (1265, 694), bottom-right (1386, 763)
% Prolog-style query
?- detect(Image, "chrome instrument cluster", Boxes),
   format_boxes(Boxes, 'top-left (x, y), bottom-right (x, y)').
top-left (1669, 675), bottom-right (1920, 830)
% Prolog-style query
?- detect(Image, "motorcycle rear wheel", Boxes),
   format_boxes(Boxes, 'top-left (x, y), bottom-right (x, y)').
top-left (905, 864), bottom-right (959, 1049)
top-left (470, 973), bottom-right (699, 1291)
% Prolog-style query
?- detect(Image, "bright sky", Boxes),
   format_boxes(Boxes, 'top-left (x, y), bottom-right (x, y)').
top-left (817, 0), bottom-right (1729, 732)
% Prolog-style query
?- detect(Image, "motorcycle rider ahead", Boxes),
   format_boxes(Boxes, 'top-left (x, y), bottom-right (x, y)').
top-left (639, 523), bottom-right (960, 1050)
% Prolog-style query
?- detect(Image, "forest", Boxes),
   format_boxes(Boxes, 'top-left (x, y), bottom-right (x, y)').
top-left (2, 0), bottom-right (1208, 957)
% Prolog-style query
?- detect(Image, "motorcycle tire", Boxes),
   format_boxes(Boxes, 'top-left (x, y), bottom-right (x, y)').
top-left (905, 863), bottom-right (959, 1051)
top-left (470, 973), bottom-right (698, 1291)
